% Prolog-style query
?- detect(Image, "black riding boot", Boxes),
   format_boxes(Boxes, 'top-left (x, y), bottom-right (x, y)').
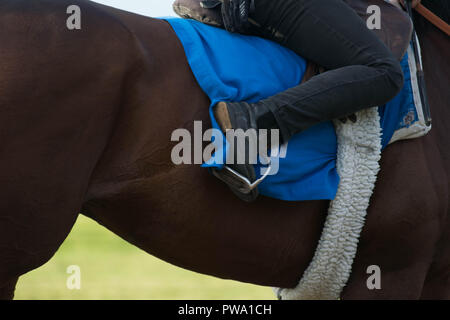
top-left (212, 101), bottom-right (280, 202)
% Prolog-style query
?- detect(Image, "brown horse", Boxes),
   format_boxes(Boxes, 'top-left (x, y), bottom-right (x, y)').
top-left (0, 0), bottom-right (448, 300)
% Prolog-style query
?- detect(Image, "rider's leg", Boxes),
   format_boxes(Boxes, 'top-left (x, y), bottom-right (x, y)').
top-left (216, 0), bottom-right (404, 143)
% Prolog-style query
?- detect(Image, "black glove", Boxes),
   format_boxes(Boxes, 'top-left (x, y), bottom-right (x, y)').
top-left (221, 0), bottom-right (252, 33)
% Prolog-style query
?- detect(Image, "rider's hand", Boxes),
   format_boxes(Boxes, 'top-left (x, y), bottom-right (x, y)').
top-left (221, 0), bottom-right (251, 33)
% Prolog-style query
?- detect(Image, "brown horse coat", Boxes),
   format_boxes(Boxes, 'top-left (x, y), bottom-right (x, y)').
top-left (0, 0), bottom-right (449, 299)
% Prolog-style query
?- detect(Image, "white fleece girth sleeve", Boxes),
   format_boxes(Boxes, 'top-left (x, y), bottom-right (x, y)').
top-left (275, 106), bottom-right (382, 300)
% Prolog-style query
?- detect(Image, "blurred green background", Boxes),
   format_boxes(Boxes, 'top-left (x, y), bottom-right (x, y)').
top-left (15, 215), bottom-right (274, 300)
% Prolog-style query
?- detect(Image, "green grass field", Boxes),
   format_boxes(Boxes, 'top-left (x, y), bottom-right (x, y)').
top-left (14, 215), bottom-right (274, 300)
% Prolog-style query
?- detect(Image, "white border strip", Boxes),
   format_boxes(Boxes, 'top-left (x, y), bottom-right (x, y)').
top-left (389, 41), bottom-right (431, 144)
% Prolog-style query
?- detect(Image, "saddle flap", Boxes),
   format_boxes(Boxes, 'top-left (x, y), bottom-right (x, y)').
top-left (343, 0), bottom-right (413, 60)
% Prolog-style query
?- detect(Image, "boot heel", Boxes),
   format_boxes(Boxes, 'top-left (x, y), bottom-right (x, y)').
top-left (214, 102), bottom-right (233, 132)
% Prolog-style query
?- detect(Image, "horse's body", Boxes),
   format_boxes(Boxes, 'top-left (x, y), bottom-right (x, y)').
top-left (0, 0), bottom-right (449, 299)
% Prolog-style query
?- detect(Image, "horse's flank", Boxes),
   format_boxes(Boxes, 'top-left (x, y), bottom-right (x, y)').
top-left (73, 2), bottom-right (327, 289)
top-left (84, 1), bottom-right (450, 297)
top-left (0, 0), bottom-right (449, 299)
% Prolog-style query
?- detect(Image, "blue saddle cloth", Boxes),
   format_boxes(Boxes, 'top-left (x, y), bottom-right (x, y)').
top-left (165, 18), bottom-right (418, 201)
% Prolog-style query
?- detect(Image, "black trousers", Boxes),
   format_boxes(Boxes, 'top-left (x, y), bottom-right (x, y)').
top-left (246, 0), bottom-right (404, 142)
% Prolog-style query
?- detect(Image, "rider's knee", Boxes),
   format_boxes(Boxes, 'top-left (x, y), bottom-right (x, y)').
top-left (381, 57), bottom-right (405, 100)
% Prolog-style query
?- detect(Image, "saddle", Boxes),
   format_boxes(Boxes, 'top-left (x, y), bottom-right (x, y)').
top-left (173, 0), bottom-right (413, 62)
top-left (172, 0), bottom-right (416, 202)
